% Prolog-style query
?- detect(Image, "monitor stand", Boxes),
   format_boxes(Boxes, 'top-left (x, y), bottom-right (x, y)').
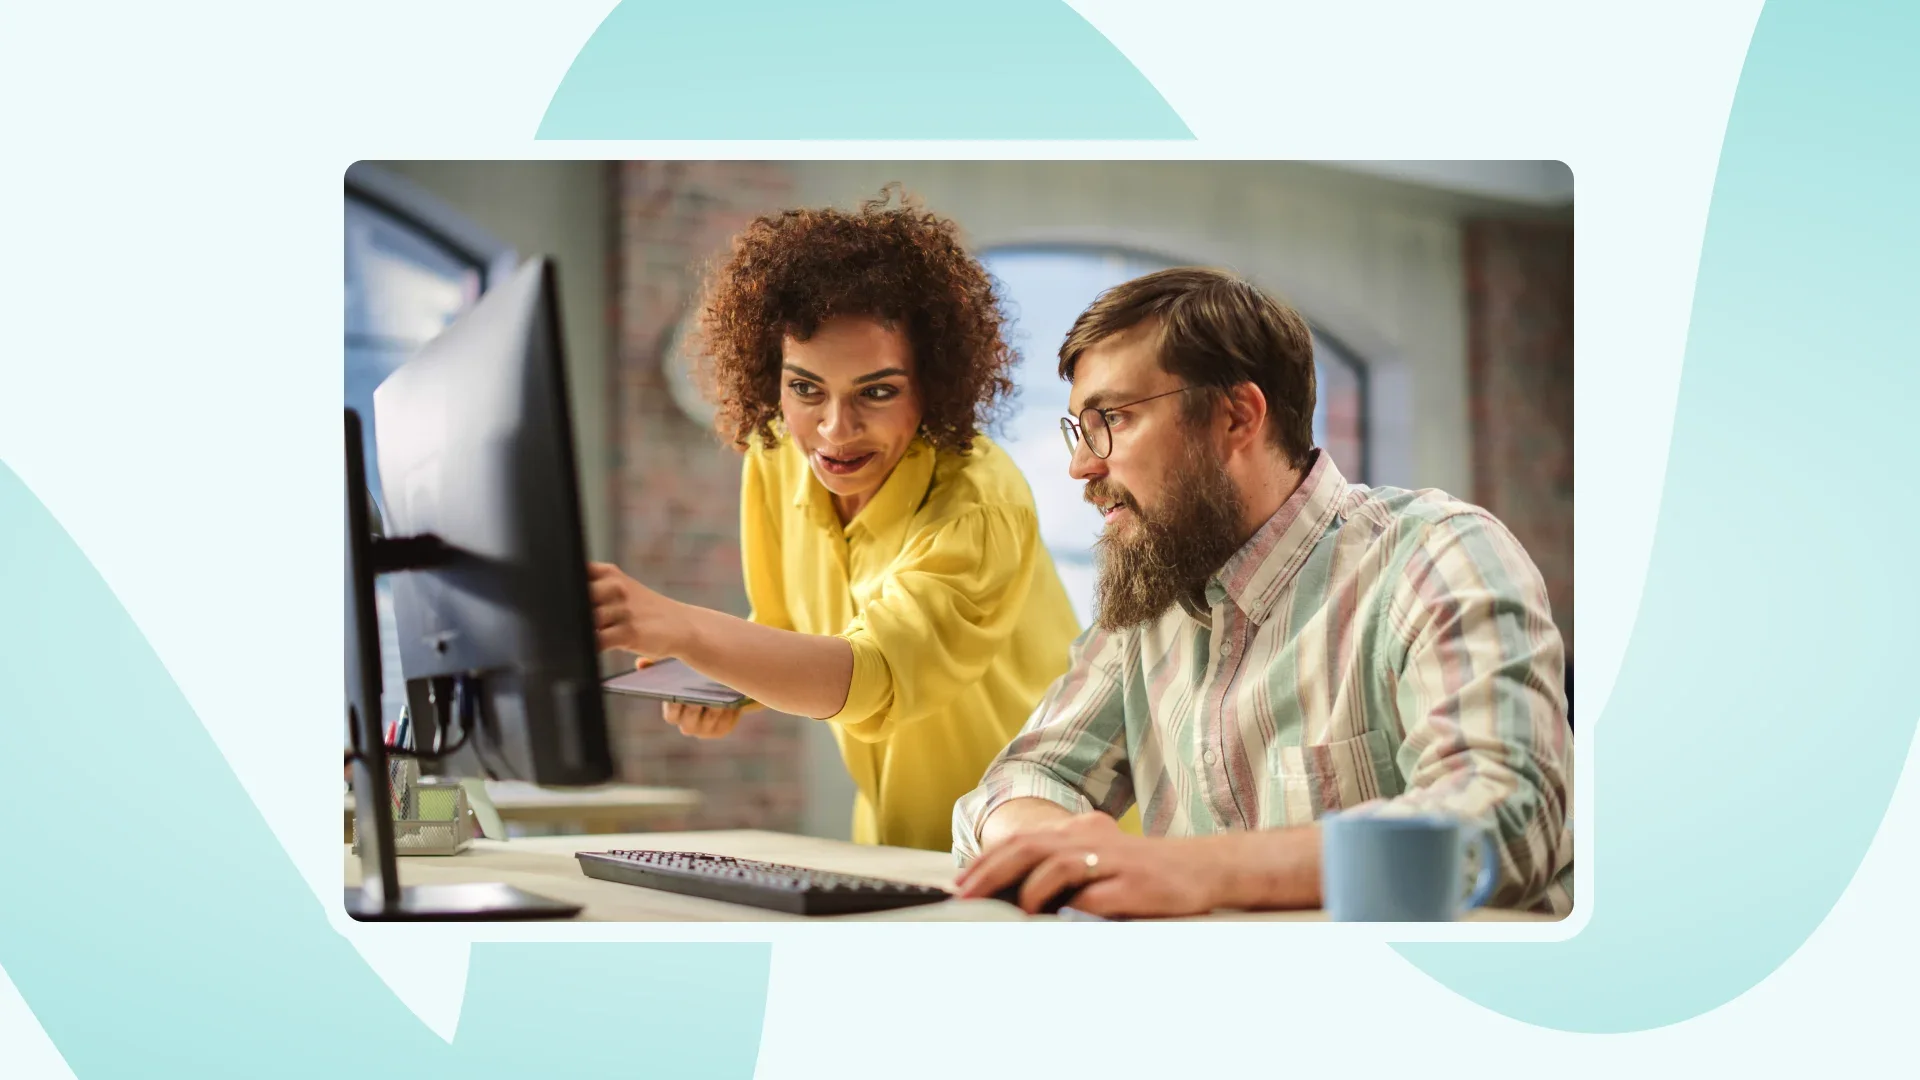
top-left (343, 408), bottom-right (582, 921)
top-left (343, 882), bottom-right (581, 921)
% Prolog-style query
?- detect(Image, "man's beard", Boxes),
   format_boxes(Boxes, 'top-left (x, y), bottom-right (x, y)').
top-left (1088, 438), bottom-right (1246, 632)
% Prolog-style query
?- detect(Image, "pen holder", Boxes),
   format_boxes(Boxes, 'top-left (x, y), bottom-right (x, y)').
top-left (351, 762), bottom-right (474, 857)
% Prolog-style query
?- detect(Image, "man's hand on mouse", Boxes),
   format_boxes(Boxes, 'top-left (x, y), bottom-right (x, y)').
top-left (953, 811), bottom-right (1235, 918)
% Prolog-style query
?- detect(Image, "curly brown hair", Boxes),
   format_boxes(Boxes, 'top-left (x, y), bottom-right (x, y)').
top-left (693, 186), bottom-right (1016, 454)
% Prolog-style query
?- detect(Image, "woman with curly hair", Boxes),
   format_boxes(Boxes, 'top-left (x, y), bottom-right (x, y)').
top-left (588, 190), bottom-right (1082, 851)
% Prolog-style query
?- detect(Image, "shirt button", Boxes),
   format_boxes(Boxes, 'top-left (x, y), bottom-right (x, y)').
top-left (1220, 640), bottom-right (1233, 658)
top-left (1203, 749), bottom-right (1218, 766)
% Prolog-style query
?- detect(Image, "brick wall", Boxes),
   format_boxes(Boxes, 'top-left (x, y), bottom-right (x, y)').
top-left (1463, 218), bottom-right (1574, 659)
top-left (606, 161), bottom-right (805, 830)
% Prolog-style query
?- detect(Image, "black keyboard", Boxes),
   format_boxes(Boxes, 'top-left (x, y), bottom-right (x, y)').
top-left (575, 850), bottom-right (952, 916)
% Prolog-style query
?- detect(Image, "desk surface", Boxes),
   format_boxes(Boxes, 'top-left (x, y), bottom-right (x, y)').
top-left (345, 780), bottom-right (700, 821)
top-left (470, 780), bottom-right (701, 818)
top-left (344, 829), bottom-right (1559, 923)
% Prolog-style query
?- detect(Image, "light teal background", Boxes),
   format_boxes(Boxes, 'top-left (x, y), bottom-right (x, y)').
top-left (0, 0), bottom-right (1914, 1075)
top-left (0, 464), bottom-right (770, 1076)
top-left (538, 0), bottom-right (1191, 139)
top-left (1397, 0), bottom-right (1920, 1032)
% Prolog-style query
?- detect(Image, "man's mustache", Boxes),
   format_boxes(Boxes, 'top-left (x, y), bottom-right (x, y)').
top-left (1084, 482), bottom-right (1136, 511)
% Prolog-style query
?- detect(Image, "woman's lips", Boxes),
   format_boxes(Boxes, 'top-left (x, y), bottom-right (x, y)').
top-left (816, 450), bottom-right (877, 475)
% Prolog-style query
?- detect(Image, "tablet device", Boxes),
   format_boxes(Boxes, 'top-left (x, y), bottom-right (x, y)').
top-left (602, 659), bottom-right (751, 709)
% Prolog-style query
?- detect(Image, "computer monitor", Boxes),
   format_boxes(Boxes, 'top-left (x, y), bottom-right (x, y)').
top-left (344, 254), bottom-right (610, 920)
top-left (372, 254), bottom-right (613, 787)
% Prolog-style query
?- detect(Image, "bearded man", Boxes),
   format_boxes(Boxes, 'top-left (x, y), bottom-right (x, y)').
top-left (950, 268), bottom-right (1574, 919)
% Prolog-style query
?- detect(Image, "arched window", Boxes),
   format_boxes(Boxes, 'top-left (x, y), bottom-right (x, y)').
top-left (981, 246), bottom-right (1368, 625)
top-left (345, 190), bottom-right (489, 510)
top-left (344, 167), bottom-right (502, 735)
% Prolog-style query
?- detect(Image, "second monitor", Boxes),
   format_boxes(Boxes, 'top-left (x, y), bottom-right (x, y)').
top-left (369, 254), bottom-right (613, 788)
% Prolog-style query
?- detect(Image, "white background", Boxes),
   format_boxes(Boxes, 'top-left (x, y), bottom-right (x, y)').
top-left (8, 2), bottom-right (1901, 1077)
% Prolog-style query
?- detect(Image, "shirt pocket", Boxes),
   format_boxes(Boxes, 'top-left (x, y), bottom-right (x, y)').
top-left (1273, 729), bottom-right (1405, 824)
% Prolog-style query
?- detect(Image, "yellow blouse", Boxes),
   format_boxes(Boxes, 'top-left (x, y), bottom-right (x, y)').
top-left (739, 433), bottom-right (1082, 851)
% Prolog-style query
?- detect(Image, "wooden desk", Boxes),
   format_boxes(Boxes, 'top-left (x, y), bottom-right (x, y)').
top-left (342, 829), bottom-right (1560, 923)
top-left (344, 781), bottom-right (701, 838)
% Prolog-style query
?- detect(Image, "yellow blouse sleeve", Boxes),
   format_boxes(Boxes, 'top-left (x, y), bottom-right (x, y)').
top-left (739, 449), bottom-right (793, 632)
top-left (825, 506), bottom-right (1040, 742)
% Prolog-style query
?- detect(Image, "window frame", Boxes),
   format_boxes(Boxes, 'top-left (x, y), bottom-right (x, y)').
top-left (343, 165), bottom-right (514, 735)
top-left (344, 162), bottom-right (518, 289)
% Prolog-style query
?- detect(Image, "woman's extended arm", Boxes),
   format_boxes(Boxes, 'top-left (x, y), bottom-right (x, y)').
top-left (589, 562), bottom-right (854, 720)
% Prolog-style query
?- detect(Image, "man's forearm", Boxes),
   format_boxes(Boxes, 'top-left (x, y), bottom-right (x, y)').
top-left (1201, 826), bottom-right (1324, 910)
top-left (976, 797), bottom-right (1077, 853)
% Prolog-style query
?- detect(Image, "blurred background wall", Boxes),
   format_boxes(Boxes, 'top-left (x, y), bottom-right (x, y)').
top-left (346, 159), bottom-right (1573, 840)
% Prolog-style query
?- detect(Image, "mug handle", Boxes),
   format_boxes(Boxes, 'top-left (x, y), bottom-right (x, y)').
top-left (1463, 830), bottom-right (1498, 910)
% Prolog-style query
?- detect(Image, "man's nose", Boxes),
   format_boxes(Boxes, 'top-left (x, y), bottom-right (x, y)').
top-left (1068, 437), bottom-right (1105, 481)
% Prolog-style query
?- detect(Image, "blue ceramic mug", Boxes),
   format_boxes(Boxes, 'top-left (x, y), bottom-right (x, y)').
top-left (1321, 810), bottom-right (1497, 921)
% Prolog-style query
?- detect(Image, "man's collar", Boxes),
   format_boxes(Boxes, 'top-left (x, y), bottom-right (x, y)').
top-left (1200, 449), bottom-right (1347, 625)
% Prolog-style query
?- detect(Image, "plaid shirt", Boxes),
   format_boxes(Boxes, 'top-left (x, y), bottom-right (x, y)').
top-left (952, 450), bottom-right (1575, 914)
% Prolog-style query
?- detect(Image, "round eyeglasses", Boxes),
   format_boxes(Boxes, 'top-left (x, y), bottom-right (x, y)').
top-left (1059, 386), bottom-right (1198, 459)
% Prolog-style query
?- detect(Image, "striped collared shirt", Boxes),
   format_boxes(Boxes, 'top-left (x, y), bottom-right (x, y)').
top-left (952, 450), bottom-right (1575, 914)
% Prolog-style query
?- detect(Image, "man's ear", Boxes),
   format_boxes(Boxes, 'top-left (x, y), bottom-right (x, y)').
top-left (1222, 382), bottom-right (1270, 450)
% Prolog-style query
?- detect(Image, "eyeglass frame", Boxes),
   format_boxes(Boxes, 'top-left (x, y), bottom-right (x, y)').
top-left (1058, 385), bottom-right (1200, 459)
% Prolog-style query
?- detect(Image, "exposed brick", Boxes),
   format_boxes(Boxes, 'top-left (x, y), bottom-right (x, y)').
top-left (608, 161), bottom-right (801, 831)
top-left (1464, 218), bottom-right (1574, 659)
